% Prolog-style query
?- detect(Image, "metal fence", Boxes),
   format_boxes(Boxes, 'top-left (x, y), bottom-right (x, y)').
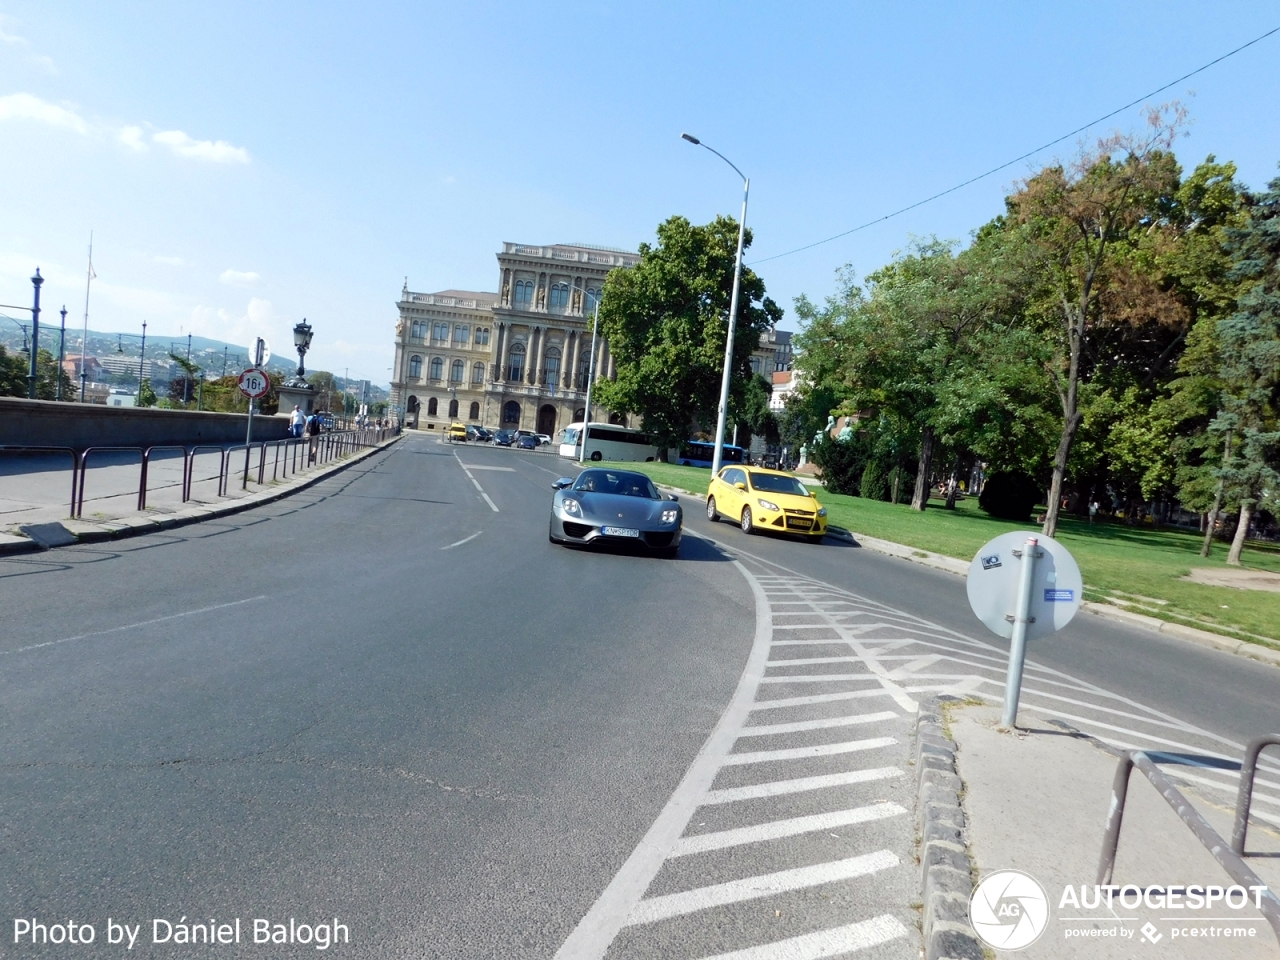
top-left (0, 426), bottom-right (398, 520)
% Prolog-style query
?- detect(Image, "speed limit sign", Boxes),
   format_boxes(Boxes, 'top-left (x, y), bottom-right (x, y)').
top-left (237, 367), bottom-right (271, 399)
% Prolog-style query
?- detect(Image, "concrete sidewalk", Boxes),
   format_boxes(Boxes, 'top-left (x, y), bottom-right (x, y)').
top-left (948, 702), bottom-right (1280, 959)
top-left (0, 434), bottom-right (400, 552)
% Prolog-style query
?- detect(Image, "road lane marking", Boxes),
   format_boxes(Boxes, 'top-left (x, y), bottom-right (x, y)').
top-left (738, 711), bottom-right (898, 737)
top-left (458, 464), bottom-right (515, 471)
top-left (723, 736), bottom-right (897, 765)
top-left (760, 673), bottom-right (883, 683)
top-left (670, 803), bottom-right (907, 856)
top-left (702, 767), bottom-right (903, 805)
top-left (623, 850), bottom-right (899, 926)
top-left (766, 655), bottom-right (863, 666)
top-left (692, 915), bottom-right (909, 960)
top-left (452, 452), bottom-right (499, 512)
top-left (441, 531), bottom-right (482, 550)
top-left (751, 690), bottom-right (898, 711)
top-left (2, 595), bottom-right (268, 656)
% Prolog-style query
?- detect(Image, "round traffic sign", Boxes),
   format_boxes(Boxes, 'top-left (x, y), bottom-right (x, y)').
top-left (966, 531), bottom-right (1083, 641)
top-left (237, 367), bottom-right (271, 399)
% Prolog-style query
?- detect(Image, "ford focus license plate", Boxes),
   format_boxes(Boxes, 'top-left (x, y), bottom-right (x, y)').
top-left (602, 526), bottom-right (640, 538)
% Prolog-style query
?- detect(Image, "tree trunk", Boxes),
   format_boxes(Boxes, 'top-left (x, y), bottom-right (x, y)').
top-left (1226, 500), bottom-right (1253, 566)
top-left (1041, 411), bottom-right (1083, 538)
top-left (1200, 432), bottom-right (1231, 558)
top-left (910, 427), bottom-right (935, 511)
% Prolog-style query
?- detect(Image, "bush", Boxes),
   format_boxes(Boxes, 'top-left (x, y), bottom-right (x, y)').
top-left (886, 465), bottom-right (910, 504)
top-left (979, 471), bottom-right (1041, 521)
top-left (859, 460), bottom-right (888, 501)
top-left (812, 437), bottom-right (864, 495)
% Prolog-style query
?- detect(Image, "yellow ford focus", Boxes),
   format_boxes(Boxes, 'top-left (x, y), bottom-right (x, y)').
top-left (705, 465), bottom-right (828, 543)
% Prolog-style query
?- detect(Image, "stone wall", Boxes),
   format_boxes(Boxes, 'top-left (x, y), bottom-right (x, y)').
top-left (0, 397), bottom-right (290, 449)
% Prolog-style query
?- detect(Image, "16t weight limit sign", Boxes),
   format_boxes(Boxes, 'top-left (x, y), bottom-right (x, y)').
top-left (237, 367), bottom-right (271, 399)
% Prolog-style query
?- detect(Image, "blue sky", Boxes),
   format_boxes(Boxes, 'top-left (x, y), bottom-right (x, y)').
top-left (2, 2), bottom-right (1278, 386)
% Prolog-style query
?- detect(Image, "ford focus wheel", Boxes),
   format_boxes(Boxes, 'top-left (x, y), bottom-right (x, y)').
top-left (706, 496), bottom-right (719, 522)
top-left (740, 507), bottom-right (754, 534)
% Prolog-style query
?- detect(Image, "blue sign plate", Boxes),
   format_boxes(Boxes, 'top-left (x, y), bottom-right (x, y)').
top-left (1044, 589), bottom-right (1075, 602)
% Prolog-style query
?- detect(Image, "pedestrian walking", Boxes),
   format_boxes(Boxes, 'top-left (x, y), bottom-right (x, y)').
top-left (289, 405), bottom-right (306, 438)
top-left (307, 411), bottom-right (322, 464)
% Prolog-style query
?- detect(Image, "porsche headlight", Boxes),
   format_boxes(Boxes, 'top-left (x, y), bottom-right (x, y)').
top-left (817, 507), bottom-right (827, 517)
top-left (562, 498), bottom-right (582, 517)
top-left (660, 508), bottom-right (679, 524)
top-left (757, 498), bottom-right (780, 512)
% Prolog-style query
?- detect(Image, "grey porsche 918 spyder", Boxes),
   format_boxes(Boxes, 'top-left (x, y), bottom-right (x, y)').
top-left (549, 468), bottom-right (682, 557)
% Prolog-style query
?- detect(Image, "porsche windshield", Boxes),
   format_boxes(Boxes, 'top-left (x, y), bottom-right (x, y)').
top-left (573, 470), bottom-right (660, 499)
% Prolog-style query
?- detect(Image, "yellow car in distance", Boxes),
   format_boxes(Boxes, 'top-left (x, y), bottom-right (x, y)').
top-left (706, 466), bottom-right (828, 543)
top-left (447, 422), bottom-right (468, 443)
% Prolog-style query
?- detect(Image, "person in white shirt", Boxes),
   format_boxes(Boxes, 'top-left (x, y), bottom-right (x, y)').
top-left (289, 405), bottom-right (306, 438)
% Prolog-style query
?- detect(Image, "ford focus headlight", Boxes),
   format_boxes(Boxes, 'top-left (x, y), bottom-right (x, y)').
top-left (562, 498), bottom-right (582, 517)
top-left (660, 508), bottom-right (679, 524)
top-left (758, 498), bottom-right (780, 512)
top-left (817, 507), bottom-right (827, 517)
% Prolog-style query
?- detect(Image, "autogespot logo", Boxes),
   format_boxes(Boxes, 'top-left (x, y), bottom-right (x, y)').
top-left (970, 869), bottom-right (1050, 950)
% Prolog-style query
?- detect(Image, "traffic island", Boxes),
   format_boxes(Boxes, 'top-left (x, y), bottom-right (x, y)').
top-left (946, 700), bottom-right (1280, 958)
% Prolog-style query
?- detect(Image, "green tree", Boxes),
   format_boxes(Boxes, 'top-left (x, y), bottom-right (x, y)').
top-left (137, 379), bottom-right (158, 407)
top-left (593, 215), bottom-right (782, 454)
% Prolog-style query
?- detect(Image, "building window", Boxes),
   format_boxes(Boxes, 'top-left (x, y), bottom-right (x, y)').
top-left (448, 398), bottom-right (459, 418)
top-left (429, 356), bottom-right (443, 381)
top-left (410, 320), bottom-right (422, 340)
top-left (507, 342), bottom-right (526, 381)
top-left (542, 346), bottom-right (561, 386)
top-left (585, 287), bottom-right (601, 311)
top-left (454, 325), bottom-right (469, 344)
top-left (749, 356), bottom-right (761, 374)
top-left (427, 397), bottom-right (438, 416)
top-left (514, 280), bottom-right (533, 306)
top-left (549, 282), bottom-right (570, 310)
top-left (432, 322), bottom-right (449, 343)
top-left (475, 327), bottom-right (490, 346)
top-left (502, 401), bottom-right (521, 424)
top-left (472, 362), bottom-right (485, 384)
top-left (469, 401), bottom-right (480, 420)
top-left (408, 355), bottom-right (422, 379)
top-left (577, 349), bottom-right (592, 389)
top-left (450, 359), bottom-right (464, 383)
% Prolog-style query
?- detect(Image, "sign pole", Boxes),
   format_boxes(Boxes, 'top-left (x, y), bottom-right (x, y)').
top-left (1001, 536), bottom-right (1039, 727)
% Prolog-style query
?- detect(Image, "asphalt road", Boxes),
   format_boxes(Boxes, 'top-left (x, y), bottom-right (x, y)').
top-left (3, 434), bottom-right (1277, 959)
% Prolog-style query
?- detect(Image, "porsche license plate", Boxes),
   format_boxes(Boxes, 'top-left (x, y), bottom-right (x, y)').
top-left (602, 526), bottom-right (640, 538)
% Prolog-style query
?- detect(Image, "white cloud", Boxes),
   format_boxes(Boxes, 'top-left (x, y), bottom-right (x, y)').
top-left (188, 298), bottom-right (289, 358)
top-left (153, 129), bottom-right (249, 164)
top-left (0, 93), bottom-right (88, 134)
top-left (117, 125), bottom-right (147, 151)
top-left (220, 269), bottom-right (261, 287)
top-left (152, 255), bottom-right (184, 266)
top-left (0, 19), bottom-right (28, 45)
top-left (29, 54), bottom-right (57, 74)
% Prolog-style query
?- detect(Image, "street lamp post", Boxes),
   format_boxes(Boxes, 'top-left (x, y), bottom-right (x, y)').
top-left (578, 290), bottom-right (603, 462)
top-left (138, 321), bottom-right (148, 389)
top-left (681, 133), bottom-right (749, 477)
top-left (28, 268), bottom-right (43, 399)
top-left (57, 307), bottom-right (67, 400)
top-left (291, 319), bottom-right (314, 382)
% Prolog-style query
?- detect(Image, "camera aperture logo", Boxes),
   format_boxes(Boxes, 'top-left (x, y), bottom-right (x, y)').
top-left (970, 869), bottom-right (1049, 950)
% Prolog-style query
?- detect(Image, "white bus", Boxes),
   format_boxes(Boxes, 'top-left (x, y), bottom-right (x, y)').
top-left (558, 422), bottom-right (660, 463)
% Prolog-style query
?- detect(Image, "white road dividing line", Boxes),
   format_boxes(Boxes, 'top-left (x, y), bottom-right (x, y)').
top-left (752, 690), bottom-right (898, 711)
top-left (760, 674), bottom-right (884, 684)
top-left (723, 736), bottom-right (897, 766)
top-left (739, 711), bottom-right (899, 737)
top-left (441, 531), bottom-right (482, 550)
top-left (691, 915), bottom-right (909, 960)
top-left (624, 850), bottom-right (900, 926)
top-left (452, 451), bottom-right (499, 512)
top-left (460, 464), bottom-right (515, 471)
top-left (702, 767), bottom-right (904, 805)
top-left (767, 656), bottom-right (864, 666)
top-left (2, 595), bottom-right (268, 656)
top-left (670, 802), bottom-right (907, 856)
top-left (885, 655), bottom-right (942, 679)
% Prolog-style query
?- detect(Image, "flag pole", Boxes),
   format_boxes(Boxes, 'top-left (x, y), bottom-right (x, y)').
top-left (79, 232), bottom-right (94, 402)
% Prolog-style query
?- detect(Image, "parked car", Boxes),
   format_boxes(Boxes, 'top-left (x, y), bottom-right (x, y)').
top-left (549, 468), bottom-right (682, 557)
top-left (447, 422), bottom-right (468, 443)
top-left (513, 430), bottom-right (538, 445)
top-left (516, 434), bottom-right (539, 450)
top-left (705, 466), bottom-right (827, 543)
top-left (494, 429), bottom-right (515, 446)
top-left (468, 426), bottom-right (493, 443)
top-left (536, 433), bottom-right (553, 446)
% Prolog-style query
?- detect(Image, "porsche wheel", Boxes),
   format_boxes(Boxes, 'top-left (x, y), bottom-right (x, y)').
top-left (740, 506), bottom-right (754, 535)
top-left (706, 496), bottom-right (719, 522)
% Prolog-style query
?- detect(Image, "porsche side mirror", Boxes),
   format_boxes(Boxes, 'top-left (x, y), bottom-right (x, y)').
top-left (669, 494), bottom-right (679, 502)
top-left (553, 478), bottom-right (574, 490)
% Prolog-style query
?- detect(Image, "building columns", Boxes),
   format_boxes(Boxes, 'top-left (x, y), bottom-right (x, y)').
top-left (493, 323), bottom-right (507, 382)
top-left (564, 330), bottom-right (577, 389)
top-left (530, 326), bottom-right (544, 385)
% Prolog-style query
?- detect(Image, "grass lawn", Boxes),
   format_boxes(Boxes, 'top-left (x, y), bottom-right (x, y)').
top-left (595, 459), bottom-right (1280, 646)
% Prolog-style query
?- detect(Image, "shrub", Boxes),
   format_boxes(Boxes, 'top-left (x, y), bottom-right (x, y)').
top-left (812, 437), bottom-right (864, 496)
top-left (979, 471), bottom-right (1041, 521)
top-left (859, 460), bottom-right (889, 501)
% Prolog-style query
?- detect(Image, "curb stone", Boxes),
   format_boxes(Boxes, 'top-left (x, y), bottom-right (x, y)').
top-left (0, 435), bottom-right (401, 554)
top-left (654, 482), bottom-right (1280, 668)
top-left (915, 696), bottom-right (986, 960)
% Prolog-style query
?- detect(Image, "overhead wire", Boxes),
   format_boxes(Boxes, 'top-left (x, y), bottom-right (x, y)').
top-left (749, 25), bottom-right (1280, 265)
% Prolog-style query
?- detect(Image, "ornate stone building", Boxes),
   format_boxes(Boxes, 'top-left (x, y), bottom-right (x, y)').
top-left (389, 239), bottom-right (786, 440)
top-left (390, 241), bottom-right (639, 437)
